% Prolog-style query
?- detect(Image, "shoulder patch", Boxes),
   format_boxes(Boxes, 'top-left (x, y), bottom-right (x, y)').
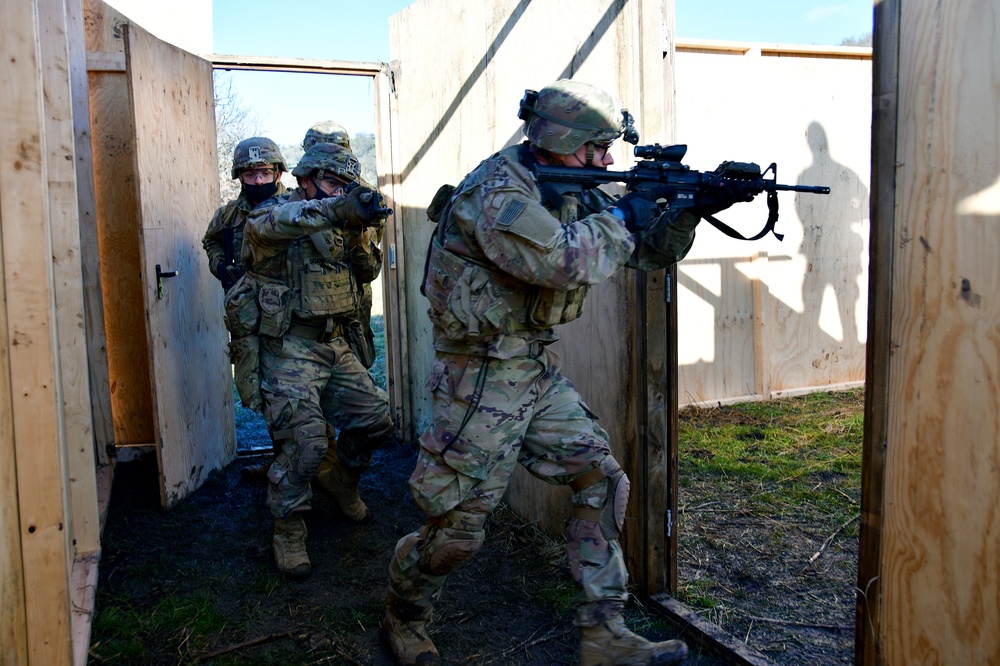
top-left (496, 200), bottom-right (526, 227)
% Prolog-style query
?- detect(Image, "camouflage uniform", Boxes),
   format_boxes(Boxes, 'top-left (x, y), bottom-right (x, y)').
top-left (387, 131), bottom-right (700, 630)
top-left (244, 179), bottom-right (394, 521)
top-left (301, 120), bottom-right (382, 369)
top-left (206, 137), bottom-right (289, 293)
top-left (203, 183), bottom-right (287, 286)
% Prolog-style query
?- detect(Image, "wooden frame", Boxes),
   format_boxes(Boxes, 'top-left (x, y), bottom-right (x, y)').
top-left (208, 55), bottom-right (409, 438)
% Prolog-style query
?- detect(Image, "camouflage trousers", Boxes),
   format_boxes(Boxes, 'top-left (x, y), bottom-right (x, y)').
top-left (388, 347), bottom-right (629, 627)
top-left (260, 333), bottom-right (392, 518)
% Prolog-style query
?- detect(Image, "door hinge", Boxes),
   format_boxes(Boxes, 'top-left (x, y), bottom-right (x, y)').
top-left (666, 509), bottom-right (672, 538)
top-left (665, 273), bottom-right (671, 303)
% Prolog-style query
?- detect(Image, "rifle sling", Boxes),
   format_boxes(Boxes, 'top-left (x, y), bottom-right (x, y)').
top-left (702, 190), bottom-right (783, 242)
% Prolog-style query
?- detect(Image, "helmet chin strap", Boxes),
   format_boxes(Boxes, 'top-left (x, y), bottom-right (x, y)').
top-left (585, 143), bottom-right (595, 166)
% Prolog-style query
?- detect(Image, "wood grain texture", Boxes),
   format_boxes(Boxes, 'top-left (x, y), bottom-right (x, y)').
top-left (124, 23), bottom-right (234, 507)
top-left (879, 2), bottom-right (1000, 663)
top-left (0, 1), bottom-right (74, 663)
top-left (40, 0), bottom-right (101, 560)
top-left (85, 0), bottom-right (156, 445)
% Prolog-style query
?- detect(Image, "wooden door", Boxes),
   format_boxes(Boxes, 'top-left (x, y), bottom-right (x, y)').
top-left (124, 23), bottom-right (235, 507)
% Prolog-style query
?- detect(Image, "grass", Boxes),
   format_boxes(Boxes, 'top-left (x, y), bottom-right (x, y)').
top-left (673, 386), bottom-right (864, 657)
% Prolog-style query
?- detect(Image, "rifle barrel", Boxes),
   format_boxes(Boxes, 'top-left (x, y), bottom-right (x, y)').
top-left (769, 183), bottom-right (831, 194)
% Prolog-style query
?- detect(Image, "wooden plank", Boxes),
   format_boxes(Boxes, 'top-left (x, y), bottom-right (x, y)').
top-left (84, 0), bottom-right (156, 446)
top-left (70, 551), bottom-right (99, 666)
top-left (40, 0), bottom-right (101, 561)
top-left (0, 1), bottom-right (74, 663)
top-left (374, 68), bottom-right (412, 439)
top-left (648, 594), bottom-right (775, 666)
top-left (877, 1), bottom-right (1000, 663)
top-left (124, 23), bottom-right (234, 507)
top-left (69, 0), bottom-right (114, 468)
top-left (211, 54), bottom-right (382, 76)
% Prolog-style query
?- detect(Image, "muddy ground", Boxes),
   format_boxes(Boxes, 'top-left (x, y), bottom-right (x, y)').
top-left (91, 442), bottom-right (720, 665)
top-left (91, 404), bottom-right (858, 665)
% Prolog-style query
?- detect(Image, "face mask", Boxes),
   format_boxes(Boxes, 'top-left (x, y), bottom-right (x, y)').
top-left (243, 181), bottom-right (278, 204)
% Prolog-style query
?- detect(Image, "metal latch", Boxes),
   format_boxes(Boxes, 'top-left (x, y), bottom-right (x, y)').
top-left (156, 264), bottom-right (178, 300)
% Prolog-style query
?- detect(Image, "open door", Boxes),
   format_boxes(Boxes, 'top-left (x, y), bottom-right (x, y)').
top-left (124, 23), bottom-right (235, 507)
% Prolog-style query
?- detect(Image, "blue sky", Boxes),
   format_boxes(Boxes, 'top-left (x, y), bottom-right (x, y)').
top-left (213, 1), bottom-right (873, 144)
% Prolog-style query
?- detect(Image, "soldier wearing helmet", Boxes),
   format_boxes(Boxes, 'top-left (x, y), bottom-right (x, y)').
top-left (383, 80), bottom-right (733, 666)
top-left (242, 142), bottom-right (394, 579)
top-left (203, 137), bottom-right (288, 293)
top-left (300, 122), bottom-right (382, 372)
top-left (302, 119), bottom-right (352, 151)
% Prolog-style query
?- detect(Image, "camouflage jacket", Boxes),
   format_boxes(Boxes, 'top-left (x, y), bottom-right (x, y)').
top-left (424, 143), bottom-right (637, 358)
top-left (203, 182), bottom-right (287, 278)
top-left (243, 188), bottom-right (381, 322)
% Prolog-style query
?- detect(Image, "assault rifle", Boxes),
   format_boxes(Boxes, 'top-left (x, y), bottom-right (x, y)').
top-left (534, 143), bottom-right (830, 241)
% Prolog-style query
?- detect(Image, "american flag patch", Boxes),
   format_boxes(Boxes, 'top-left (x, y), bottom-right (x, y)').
top-left (496, 200), bottom-right (526, 227)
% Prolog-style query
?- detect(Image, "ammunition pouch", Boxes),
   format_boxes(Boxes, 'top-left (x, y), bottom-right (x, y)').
top-left (423, 239), bottom-right (588, 340)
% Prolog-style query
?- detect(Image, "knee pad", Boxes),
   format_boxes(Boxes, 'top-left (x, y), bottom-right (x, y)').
top-left (291, 422), bottom-right (329, 478)
top-left (572, 456), bottom-right (631, 540)
top-left (418, 509), bottom-right (487, 576)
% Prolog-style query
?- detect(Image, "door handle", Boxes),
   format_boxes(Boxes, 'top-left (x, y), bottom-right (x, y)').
top-left (156, 264), bottom-right (178, 300)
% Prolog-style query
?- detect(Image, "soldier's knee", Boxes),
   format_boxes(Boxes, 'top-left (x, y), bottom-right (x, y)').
top-left (571, 456), bottom-right (631, 540)
top-left (272, 422), bottom-right (328, 478)
top-left (418, 509), bottom-right (487, 576)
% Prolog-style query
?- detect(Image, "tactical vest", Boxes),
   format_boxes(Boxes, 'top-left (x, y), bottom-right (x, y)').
top-left (422, 149), bottom-right (599, 341)
top-left (250, 228), bottom-right (358, 337)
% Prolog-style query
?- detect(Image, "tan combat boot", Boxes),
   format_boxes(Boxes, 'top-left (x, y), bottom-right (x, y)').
top-left (315, 461), bottom-right (369, 522)
top-left (272, 513), bottom-right (311, 578)
top-left (579, 615), bottom-right (688, 666)
top-left (382, 610), bottom-right (440, 665)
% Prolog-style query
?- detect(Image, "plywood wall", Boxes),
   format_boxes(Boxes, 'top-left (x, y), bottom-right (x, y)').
top-left (0, 0), bottom-right (78, 662)
top-left (84, 0), bottom-right (157, 446)
top-left (860, 1), bottom-right (1000, 663)
top-left (674, 43), bottom-right (872, 405)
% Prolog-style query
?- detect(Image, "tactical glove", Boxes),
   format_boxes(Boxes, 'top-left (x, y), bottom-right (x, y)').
top-left (217, 262), bottom-right (242, 292)
top-left (330, 185), bottom-right (392, 231)
top-left (691, 178), bottom-right (756, 218)
top-left (612, 191), bottom-right (661, 233)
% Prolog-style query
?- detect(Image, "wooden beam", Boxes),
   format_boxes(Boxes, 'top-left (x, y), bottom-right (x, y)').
top-left (68, 0), bottom-right (114, 466)
top-left (0, 1), bottom-right (75, 663)
top-left (209, 53), bottom-right (384, 76)
top-left (856, 1), bottom-right (898, 663)
top-left (648, 594), bottom-right (775, 666)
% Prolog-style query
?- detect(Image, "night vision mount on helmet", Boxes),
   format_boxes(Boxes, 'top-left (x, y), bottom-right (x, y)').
top-left (518, 79), bottom-right (639, 155)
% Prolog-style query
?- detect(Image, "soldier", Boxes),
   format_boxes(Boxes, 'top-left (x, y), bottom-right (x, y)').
top-left (301, 120), bottom-right (381, 374)
top-left (243, 142), bottom-right (394, 578)
top-left (383, 80), bottom-right (750, 666)
top-left (204, 137), bottom-right (288, 478)
top-left (204, 137), bottom-right (287, 293)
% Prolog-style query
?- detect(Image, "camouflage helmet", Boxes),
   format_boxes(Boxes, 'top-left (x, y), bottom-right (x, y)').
top-left (231, 137), bottom-right (287, 179)
top-left (291, 142), bottom-right (361, 183)
top-left (520, 80), bottom-right (627, 155)
top-left (302, 120), bottom-right (352, 151)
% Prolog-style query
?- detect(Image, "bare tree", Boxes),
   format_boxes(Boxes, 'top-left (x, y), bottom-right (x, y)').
top-left (214, 72), bottom-right (263, 203)
top-left (840, 32), bottom-right (872, 47)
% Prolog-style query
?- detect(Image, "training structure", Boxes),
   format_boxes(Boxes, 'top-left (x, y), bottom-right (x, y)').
top-left (3, 0), bottom-right (999, 664)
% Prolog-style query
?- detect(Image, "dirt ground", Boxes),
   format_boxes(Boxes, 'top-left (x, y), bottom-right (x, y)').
top-left (91, 443), bottom-right (719, 665)
top-left (92, 393), bottom-right (860, 665)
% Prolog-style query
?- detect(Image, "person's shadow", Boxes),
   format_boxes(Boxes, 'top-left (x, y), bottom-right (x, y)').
top-left (796, 122), bottom-right (869, 346)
